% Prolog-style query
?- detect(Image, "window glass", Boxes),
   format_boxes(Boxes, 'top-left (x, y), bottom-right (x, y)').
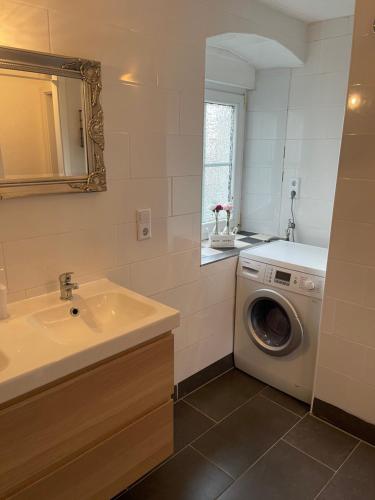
top-left (202, 102), bottom-right (235, 223)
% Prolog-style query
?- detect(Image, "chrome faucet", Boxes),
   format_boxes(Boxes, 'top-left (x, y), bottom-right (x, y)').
top-left (59, 272), bottom-right (79, 300)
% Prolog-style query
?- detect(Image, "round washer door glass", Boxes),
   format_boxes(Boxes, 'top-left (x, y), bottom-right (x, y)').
top-left (251, 299), bottom-right (290, 347)
top-left (245, 290), bottom-right (303, 356)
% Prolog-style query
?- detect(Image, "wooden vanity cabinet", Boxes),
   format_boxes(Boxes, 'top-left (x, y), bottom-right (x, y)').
top-left (0, 333), bottom-right (174, 499)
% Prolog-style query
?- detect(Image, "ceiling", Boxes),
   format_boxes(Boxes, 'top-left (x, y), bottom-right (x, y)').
top-left (207, 33), bottom-right (303, 69)
top-left (259, 0), bottom-right (355, 22)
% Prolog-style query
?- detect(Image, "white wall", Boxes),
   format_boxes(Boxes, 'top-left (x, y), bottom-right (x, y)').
top-left (205, 47), bottom-right (255, 90)
top-left (0, 72), bottom-right (54, 177)
top-left (241, 68), bottom-right (291, 234)
top-left (281, 16), bottom-right (353, 247)
top-left (314, 0), bottom-right (375, 425)
top-left (0, 0), bottom-right (305, 384)
top-left (241, 16), bottom-right (353, 247)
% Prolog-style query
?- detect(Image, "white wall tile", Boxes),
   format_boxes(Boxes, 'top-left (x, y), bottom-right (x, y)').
top-left (0, 0), bottom-right (308, 387)
top-left (319, 297), bottom-right (336, 334)
top-left (339, 134), bottom-right (375, 179)
top-left (247, 110), bottom-right (287, 140)
top-left (51, 14), bottom-right (157, 86)
top-left (313, 7), bottom-right (375, 424)
top-left (330, 219), bottom-right (375, 267)
top-left (289, 74), bottom-right (321, 109)
top-left (293, 41), bottom-right (322, 76)
top-left (117, 219), bottom-right (168, 266)
top-left (0, 188), bottom-right (123, 242)
top-left (248, 69), bottom-right (291, 111)
top-left (156, 39), bottom-right (205, 91)
top-left (200, 255), bottom-right (237, 277)
top-left (170, 248), bottom-right (200, 289)
top-left (334, 301), bottom-right (375, 349)
top-left (286, 106), bottom-right (345, 140)
top-left (321, 16), bottom-right (354, 39)
top-left (102, 83), bottom-right (180, 135)
top-left (152, 281), bottom-right (201, 319)
top-left (319, 72), bottom-right (349, 107)
top-left (105, 132), bottom-right (130, 180)
top-left (106, 266), bottom-right (131, 288)
top-left (324, 259), bottom-right (366, 305)
top-left (174, 299), bottom-right (234, 383)
top-left (320, 35), bottom-right (353, 74)
top-left (314, 366), bottom-right (350, 411)
top-left (129, 133), bottom-right (167, 178)
top-left (307, 22), bottom-right (322, 42)
top-left (242, 68), bottom-right (289, 236)
top-left (0, 0), bottom-right (50, 52)
top-left (4, 226), bottom-right (117, 292)
top-left (167, 214), bottom-right (201, 252)
top-left (166, 135), bottom-right (203, 177)
top-left (343, 379), bottom-right (375, 424)
top-left (244, 139), bottom-right (284, 168)
top-left (349, 33), bottom-right (375, 86)
top-left (243, 166), bottom-right (282, 196)
top-left (344, 84), bottom-right (375, 135)
top-left (120, 178), bottom-right (171, 223)
top-left (270, 25), bottom-right (351, 246)
top-left (129, 254), bottom-right (170, 296)
top-left (334, 178), bottom-right (375, 225)
top-left (318, 334), bottom-right (366, 379)
top-left (129, 249), bottom-right (200, 297)
top-left (180, 91), bottom-right (205, 136)
top-left (363, 348), bottom-right (375, 384)
top-left (172, 176), bottom-right (202, 216)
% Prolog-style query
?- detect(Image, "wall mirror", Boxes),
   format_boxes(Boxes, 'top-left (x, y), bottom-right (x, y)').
top-left (0, 46), bottom-right (106, 199)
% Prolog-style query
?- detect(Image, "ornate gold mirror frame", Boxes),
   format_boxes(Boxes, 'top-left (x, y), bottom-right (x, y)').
top-left (0, 46), bottom-right (106, 199)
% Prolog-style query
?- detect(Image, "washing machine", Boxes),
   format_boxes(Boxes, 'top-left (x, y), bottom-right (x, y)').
top-left (234, 240), bottom-right (328, 403)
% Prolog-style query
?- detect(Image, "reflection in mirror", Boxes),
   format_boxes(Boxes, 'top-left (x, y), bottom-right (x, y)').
top-left (0, 68), bottom-right (87, 180)
top-left (0, 46), bottom-right (105, 199)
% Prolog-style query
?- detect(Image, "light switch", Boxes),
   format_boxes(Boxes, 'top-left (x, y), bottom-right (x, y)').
top-left (136, 209), bottom-right (152, 240)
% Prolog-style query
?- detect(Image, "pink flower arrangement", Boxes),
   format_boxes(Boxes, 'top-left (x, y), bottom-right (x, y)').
top-left (222, 203), bottom-right (233, 213)
top-left (209, 204), bottom-right (224, 213)
top-left (208, 202), bottom-right (234, 235)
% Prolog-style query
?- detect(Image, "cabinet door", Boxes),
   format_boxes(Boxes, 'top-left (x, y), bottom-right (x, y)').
top-left (0, 334), bottom-right (173, 496)
top-left (11, 401), bottom-right (173, 500)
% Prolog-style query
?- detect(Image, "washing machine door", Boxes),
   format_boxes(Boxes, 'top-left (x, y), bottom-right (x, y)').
top-left (244, 289), bottom-right (303, 356)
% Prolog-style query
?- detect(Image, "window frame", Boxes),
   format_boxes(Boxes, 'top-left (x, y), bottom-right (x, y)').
top-left (201, 88), bottom-right (245, 239)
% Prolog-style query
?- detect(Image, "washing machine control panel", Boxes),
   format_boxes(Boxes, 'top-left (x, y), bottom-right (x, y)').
top-left (264, 265), bottom-right (324, 298)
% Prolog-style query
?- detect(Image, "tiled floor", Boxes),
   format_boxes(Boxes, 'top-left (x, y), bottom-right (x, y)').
top-left (117, 369), bottom-right (375, 500)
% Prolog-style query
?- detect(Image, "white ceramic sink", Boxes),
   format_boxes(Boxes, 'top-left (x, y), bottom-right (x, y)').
top-left (0, 279), bottom-right (179, 404)
top-left (31, 292), bottom-right (156, 345)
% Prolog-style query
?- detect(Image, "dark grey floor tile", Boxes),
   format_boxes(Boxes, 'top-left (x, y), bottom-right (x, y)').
top-left (284, 415), bottom-right (359, 470)
top-left (120, 446), bottom-right (233, 500)
top-left (178, 354), bottom-right (234, 398)
top-left (174, 400), bottom-right (214, 452)
top-left (219, 440), bottom-right (332, 500)
top-left (185, 369), bottom-right (265, 421)
top-left (192, 395), bottom-right (299, 478)
top-left (318, 442), bottom-right (375, 500)
top-left (261, 386), bottom-right (309, 417)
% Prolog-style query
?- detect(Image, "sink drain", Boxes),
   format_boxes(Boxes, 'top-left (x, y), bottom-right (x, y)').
top-left (70, 307), bottom-right (80, 317)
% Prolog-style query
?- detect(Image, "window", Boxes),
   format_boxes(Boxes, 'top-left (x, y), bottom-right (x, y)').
top-left (202, 90), bottom-right (245, 238)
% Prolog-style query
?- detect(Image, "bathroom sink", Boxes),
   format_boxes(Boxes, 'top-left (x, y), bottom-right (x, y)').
top-left (86, 292), bottom-right (156, 332)
top-left (31, 296), bottom-right (101, 346)
top-left (0, 279), bottom-right (179, 404)
top-left (31, 292), bottom-right (156, 345)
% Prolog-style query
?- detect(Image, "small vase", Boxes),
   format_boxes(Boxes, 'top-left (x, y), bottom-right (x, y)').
top-left (222, 211), bottom-right (231, 235)
top-left (213, 212), bottom-right (219, 235)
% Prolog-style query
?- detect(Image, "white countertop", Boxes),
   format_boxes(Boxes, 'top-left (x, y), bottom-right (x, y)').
top-left (0, 279), bottom-right (180, 405)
